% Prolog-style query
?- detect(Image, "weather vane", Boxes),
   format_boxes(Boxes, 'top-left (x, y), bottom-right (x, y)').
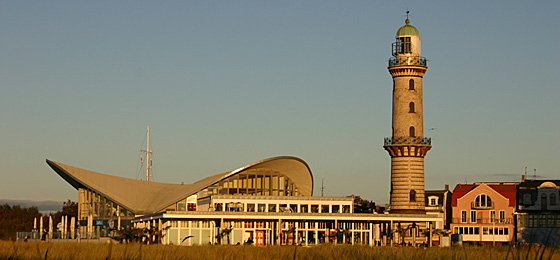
top-left (406, 10), bottom-right (410, 20)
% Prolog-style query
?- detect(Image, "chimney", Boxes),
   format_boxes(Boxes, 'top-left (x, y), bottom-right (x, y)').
top-left (445, 184), bottom-right (449, 190)
top-left (522, 175), bottom-right (525, 182)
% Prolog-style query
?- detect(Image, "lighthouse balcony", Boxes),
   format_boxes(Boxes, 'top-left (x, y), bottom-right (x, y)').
top-left (384, 137), bottom-right (431, 146)
top-left (388, 56), bottom-right (427, 67)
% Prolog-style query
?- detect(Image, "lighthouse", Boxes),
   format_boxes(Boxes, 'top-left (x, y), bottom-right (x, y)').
top-left (384, 16), bottom-right (431, 214)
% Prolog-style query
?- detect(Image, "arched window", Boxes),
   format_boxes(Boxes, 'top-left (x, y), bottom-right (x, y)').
top-left (409, 102), bottom-right (415, 113)
top-left (542, 194), bottom-right (548, 210)
top-left (409, 126), bottom-right (415, 137)
top-left (409, 79), bottom-right (415, 90)
top-left (551, 193), bottom-right (557, 206)
top-left (409, 190), bottom-right (416, 202)
top-left (474, 194), bottom-right (492, 208)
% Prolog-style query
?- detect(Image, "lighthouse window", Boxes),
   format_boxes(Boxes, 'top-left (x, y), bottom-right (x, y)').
top-left (409, 79), bottom-right (414, 90)
top-left (409, 190), bottom-right (416, 202)
top-left (409, 102), bottom-right (415, 113)
top-left (409, 126), bottom-right (415, 137)
top-left (397, 37), bottom-right (411, 53)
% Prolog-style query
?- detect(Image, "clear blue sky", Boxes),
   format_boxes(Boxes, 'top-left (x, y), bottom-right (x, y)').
top-left (1, 1), bottom-right (559, 205)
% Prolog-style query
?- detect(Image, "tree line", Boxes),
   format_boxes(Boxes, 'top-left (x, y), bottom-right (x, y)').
top-left (0, 199), bottom-right (77, 240)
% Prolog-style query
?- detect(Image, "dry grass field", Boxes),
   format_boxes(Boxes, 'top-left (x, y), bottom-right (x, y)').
top-left (0, 241), bottom-right (559, 260)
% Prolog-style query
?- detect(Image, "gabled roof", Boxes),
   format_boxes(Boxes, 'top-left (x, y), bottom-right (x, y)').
top-left (451, 183), bottom-right (517, 207)
top-left (46, 156), bottom-right (313, 215)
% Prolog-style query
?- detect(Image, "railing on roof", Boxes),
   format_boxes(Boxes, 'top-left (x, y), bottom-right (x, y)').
top-left (451, 218), bottom-right (513, 224)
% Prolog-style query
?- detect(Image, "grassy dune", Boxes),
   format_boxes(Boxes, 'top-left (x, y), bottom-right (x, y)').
top-left (0, 241), bottom-right (559, 260)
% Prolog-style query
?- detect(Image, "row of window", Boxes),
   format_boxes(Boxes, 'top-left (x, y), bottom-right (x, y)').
top-left (78, 188), bottom-right (134, 219)
top-left (214, 202), bottom-right (351, 214)
top-left (522, 193), bottom-right (558, 207)
top-left (454, 226), bottom-right (509, 236)
top-left (198, 170), bottom-right (300, 197)
top-left (169, 220), bottom-right (213, 228)
top-left (221, 220), bottom-right (370, 231)
top-left (518, 214), bottom-right (560, 228)
top-left (408, 79), bottom-right (416, 137)
top-left (461, 210), bottom-right (507, 223)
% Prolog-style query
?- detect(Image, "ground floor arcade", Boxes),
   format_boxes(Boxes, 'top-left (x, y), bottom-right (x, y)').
top-left (133, 211), bottom-right (441, 246)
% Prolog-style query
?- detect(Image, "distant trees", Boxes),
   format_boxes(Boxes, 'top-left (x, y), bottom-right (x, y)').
top-left (0, 200), bottom-right (78, 241)
top-left (352, 195), bottom-right (378, 213)
top-left (48, 199), bottom-right (78, 228)
top-left (0, 204), bottom-right (42, 240)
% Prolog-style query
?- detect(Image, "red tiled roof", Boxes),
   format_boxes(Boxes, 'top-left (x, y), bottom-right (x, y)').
top-left (451, 184), bottom-right (476, 206)
top-left (451, 183), bottom-right (517, 207)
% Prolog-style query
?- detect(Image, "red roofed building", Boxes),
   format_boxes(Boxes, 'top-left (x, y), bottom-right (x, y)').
top-left (450, 183), bottom-right (518, 245)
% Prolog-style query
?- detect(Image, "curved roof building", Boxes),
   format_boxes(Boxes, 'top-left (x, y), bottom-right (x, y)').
top-left (47, 156), bottom-right (313, 217)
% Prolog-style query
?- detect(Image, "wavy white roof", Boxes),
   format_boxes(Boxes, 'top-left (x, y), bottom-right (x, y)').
top-left (46, 156), bottom-right (313, 215)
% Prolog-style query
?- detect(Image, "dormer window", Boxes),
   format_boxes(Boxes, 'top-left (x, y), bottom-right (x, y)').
top-left (542, 194), bottom-right (548, 210)
top-left (428, 196), bottom-right (439, 206)
top-left (523, 193), bottom-right (532, 205)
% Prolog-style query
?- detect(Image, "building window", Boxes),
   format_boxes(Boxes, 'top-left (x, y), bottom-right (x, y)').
top-left (529, 215), bottom-right (537, 227)
top-left (551, 193), bottom-right (557, 206)
top-left (461, 211), bottom-right (467, 223)
top-left (523, 193), bottom-right (532, 205)
top-left (490, 210), bottom-right (496, 223)
top-left (409, 126), bottom-right (415, 137)
top-left (542, 194), bottom-right (548, 210)
top-left (332, 205), bottom-right (339, 213)
top-left (474, 194), bottom-right (492, 208)
top-left (177, 202), bottom-right (186, 211)
top-left (539, 215), bottom-right (547, 227)
top-left (499, 210), bottom-right (506, 222)
top-left (409, 79), bottom-right (415, 90)
top-left (409, 190), bottom-right (416, 202)
top-left (428, 196), bottom-right (438, 206)
top-left (548, 214), bottom-right (555, 227)
top-left (268, 204), bottom-right (277, 212)
top-left (409, 102), bottom-right (415, 113)
top-left (471, 210), bottom-right (477, 223)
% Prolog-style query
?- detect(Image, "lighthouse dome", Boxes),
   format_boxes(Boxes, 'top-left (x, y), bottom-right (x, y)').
top-left (396, 19), bottom-right (419, 37)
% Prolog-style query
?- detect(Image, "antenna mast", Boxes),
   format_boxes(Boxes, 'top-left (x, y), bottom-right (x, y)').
top-left (141, 126), bottom-right (153, 181)
top-left (321, 170), bottom-right (324, 197)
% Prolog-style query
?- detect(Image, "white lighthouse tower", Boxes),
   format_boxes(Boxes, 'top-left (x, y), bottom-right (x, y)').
top-left (384, 15), bottom-right (431, 214)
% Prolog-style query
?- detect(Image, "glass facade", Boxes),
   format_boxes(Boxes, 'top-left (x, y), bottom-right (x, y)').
top-left (197, 169), bottom-right (300, 198)
top-left (78, 188), bottom-right (134, 221)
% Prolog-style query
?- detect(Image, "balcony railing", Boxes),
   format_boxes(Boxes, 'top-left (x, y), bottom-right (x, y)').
top-left (471, 201), bottom-right (494, 209)
top-left (384, 137), bottom-right (431, 146)
top-left (388, 56), bottom-right (428, 67)
top-left (452, 218), bottom-right (513, 224)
